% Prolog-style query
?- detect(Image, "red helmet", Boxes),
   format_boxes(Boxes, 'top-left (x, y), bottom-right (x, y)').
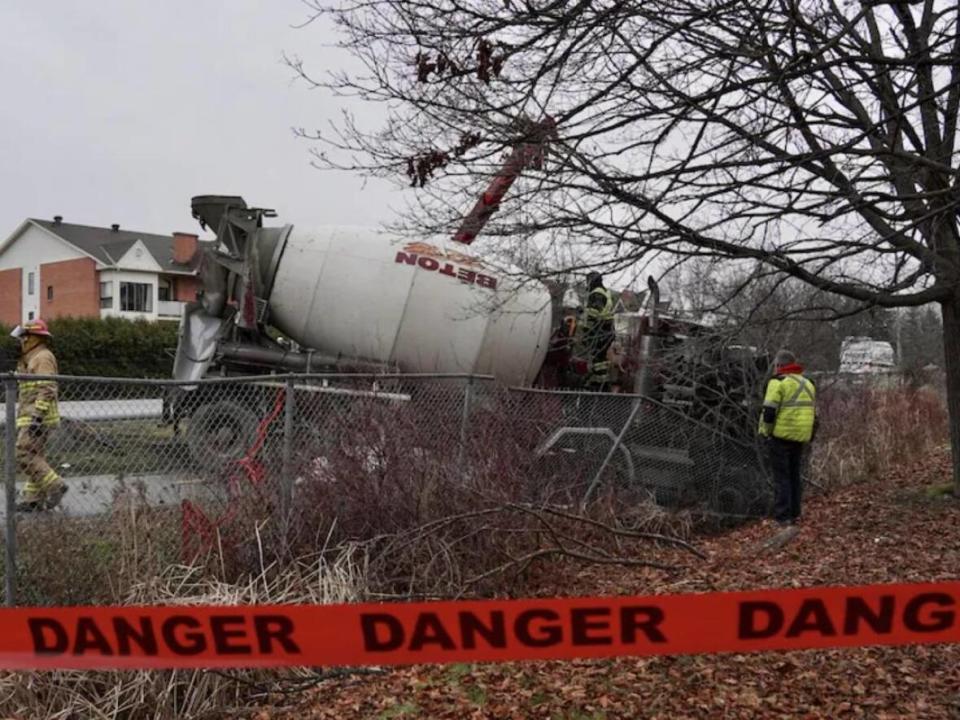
top-left (15, 319), bottom-right (52, 338)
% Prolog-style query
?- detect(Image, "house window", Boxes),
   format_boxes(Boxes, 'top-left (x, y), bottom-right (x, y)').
top-left (99, 281), bottom-right (113, 309)
top-left (158, 277), bottom-right (172, 302)
top-left (28, 311), bottom-right (34, 321)
top-left (47, 286), bottom-right (53, 301)
top-left (27, 272), bottom-right (35, 295)
top-left (120, 282), bottom-right (153, 312)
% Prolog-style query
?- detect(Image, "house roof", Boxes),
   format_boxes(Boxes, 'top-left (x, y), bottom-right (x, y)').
top-left (30, 219), bottom-right (205, 273)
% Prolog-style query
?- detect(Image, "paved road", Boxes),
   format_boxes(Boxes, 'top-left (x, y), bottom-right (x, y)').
top-left (0, 472), bottom-right (226, 519)
top-left (0, 398), bottom-right (163, 426)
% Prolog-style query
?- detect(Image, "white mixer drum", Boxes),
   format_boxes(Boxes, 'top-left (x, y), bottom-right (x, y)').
top-left (266, 227), bottom-right (553, 386)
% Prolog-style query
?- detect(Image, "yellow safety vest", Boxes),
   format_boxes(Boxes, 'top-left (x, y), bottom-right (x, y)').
top-left (759, 373), bottom-right (816, 442)
top-left (584, 287), bottom-right (614, 323)
top-left (581, 288), bottom-right (615, 383)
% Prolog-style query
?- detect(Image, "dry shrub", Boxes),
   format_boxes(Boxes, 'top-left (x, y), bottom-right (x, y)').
top-left (810, 385), bottom-right (948, 488)
top-left (0, 384), bottom-right (701, 718)
top-left (0, 551), bottom-right (365, 720)
top-left (12, 484), bottom-right (183, 606)
top-left (280, 387), bottom-right (699, 599)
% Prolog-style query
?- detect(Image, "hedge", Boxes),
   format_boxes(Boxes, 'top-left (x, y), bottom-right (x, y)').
top-left (0, 317), bottom-right (179, 378)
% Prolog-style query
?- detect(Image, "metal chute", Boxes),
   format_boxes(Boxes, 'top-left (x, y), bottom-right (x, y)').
top-left (172, 303), bottom-right (229, 383)
top-left (173, 195), bottom-right (292, 382)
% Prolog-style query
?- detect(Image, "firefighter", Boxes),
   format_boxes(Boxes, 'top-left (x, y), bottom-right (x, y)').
top-left (580, 272), bottom-right (615, 391)
top-left (11, 320), bottom-right (67, 512)
top-left (758, 349), bottom-right (817, 527)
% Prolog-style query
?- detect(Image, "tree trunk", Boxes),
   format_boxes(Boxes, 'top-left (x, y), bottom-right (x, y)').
top-left (941, 291), bottom-right (960, 494)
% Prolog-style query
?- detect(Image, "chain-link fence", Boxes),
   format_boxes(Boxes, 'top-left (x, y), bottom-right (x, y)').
top-left (0, 372), bottom-right (773, 606)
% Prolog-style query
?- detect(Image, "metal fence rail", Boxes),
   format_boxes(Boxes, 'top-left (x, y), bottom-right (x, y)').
top-left (0, 372), bottom-right (772, 606)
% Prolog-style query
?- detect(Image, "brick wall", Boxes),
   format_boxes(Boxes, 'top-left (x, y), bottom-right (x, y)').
top-left (174, 275), bottom-right (200, 302)
top-left (173, 233), bottom-right (199, 265)
top-left (0, 268), bottom-right (22, 326)
top-left (39, 258), bottom-right (99, 319)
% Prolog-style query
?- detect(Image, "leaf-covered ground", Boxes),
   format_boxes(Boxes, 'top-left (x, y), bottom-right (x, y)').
top-left (257, 449), bottom-right (960, 719)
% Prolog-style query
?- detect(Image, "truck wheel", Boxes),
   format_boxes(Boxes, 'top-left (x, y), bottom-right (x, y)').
top-left (187, 400), bottom-right (259, 469)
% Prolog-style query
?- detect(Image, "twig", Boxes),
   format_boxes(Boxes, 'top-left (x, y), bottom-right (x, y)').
top-left (204, 666), bottom-right (387, 698)
top-left (514, 503), bottom-right (708, 559)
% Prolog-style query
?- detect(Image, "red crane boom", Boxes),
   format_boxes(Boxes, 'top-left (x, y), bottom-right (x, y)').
top-left (452, 116), bottom-right (556, 245)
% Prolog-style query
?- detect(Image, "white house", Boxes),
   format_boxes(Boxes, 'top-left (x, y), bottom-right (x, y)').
top-left (0, 216), bottom-right (206, 327)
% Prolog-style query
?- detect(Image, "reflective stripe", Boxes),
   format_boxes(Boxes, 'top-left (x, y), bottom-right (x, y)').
top-left (585, 289), bottom-right (614, 321)
top-left (18, 381), bottom-right (56, 390)
top-left (588, 358), bottom-right (612, 383)
top-left (782, 375), bottom-right (814, 407)
top-left (15, 415), bottom-right (59, 428)
top-left (22, 472), bottom-right (60, 497)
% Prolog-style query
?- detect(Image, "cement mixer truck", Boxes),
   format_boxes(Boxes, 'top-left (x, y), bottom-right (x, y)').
top-left (173, 195), bottom-right (553, 386)
top-left (175, 117), bottom-right (561, 387)
top-left (167, 188), bottom-right (584, 468)
top-left (167, 193), bottom-right (768, 517)
top-left (169, 193), bottom-right (762, 449)
top-left (168, 114), bottom-right (765, 492)
top-left (167, 118), bottom-right (580, 464)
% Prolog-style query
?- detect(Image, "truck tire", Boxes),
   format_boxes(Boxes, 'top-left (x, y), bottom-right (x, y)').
top-left (187, 400), bottom-right (259, 469)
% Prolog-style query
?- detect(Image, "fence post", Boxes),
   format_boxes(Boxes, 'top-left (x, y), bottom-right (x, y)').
top-left (4, 377), bottom-right (17, 606)
top-left (281, 377), bottom-right (295, 520)
top-left (581, 396), bottom-right (643, 509)
top-left (458, 377), bottom-right (473, 466)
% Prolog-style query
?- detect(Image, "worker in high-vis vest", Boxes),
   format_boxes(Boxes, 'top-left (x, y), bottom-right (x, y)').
top-left (11, 320), bottom-right (67, 512)
top-left (758, 349), bottom-right (817, 527)
top-left (581, 272), bottom-right (615, 391)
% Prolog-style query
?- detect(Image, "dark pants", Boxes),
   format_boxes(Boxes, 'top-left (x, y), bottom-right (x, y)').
top-left (585, 334), bottom-right (613, 391)
top-left (769, 438), bottom-right (805, 523)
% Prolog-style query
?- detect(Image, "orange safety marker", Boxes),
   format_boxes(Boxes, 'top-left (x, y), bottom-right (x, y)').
top-left (0, 582), bottom-right (956, 670)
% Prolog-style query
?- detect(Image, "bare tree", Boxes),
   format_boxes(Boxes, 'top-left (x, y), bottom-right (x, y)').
top-left (290, 0), bottom-right (960, 491)
top-left (669, 262), bottom-right (903, 371)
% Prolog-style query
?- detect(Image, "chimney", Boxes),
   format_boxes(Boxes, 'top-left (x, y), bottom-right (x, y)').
top-left (172, 232), bottom-right (199, 265)
top-left (111, 223), bottom-right (120, 232)
top-left (53, 215), bottom-right (62, 225)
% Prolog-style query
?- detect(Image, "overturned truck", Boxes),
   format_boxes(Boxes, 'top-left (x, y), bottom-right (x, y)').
top-left (169, 195), bottom-right (770, 516)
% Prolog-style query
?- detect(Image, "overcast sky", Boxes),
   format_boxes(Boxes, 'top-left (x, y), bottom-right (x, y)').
top-left (0, 0), bottom-right (399, 239)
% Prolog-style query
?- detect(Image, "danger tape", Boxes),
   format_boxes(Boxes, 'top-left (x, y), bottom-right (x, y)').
top-left (1, 582), bottom-right (957, 670)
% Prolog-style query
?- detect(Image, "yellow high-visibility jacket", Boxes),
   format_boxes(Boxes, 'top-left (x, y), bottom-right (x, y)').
top-left (758, 372), bottom-right (816, 442)
top-left (580, 287), bottom-right (615, 379)
top-left (581, 288), bottom-right (614, 347)
top-left (16, 346), bottom-right (60, 429)
top-left (584, 287), bottom-right (614, 324)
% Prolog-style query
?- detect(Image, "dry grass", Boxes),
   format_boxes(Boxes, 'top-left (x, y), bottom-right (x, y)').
top-left (6, 388), bottom-right (700, 608)
top-left (280, 392), bottom-right (698, 599)
top-left (4, 383), bottom-right (943, 718)
top-left (809, 385), bottom-right (949, 488)
top-left (13, 486), bottom-right (183, 606)
top-left (0, 551), bottom-right (365, 720)
top-left (0, 392), bottom-right (696, 718)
